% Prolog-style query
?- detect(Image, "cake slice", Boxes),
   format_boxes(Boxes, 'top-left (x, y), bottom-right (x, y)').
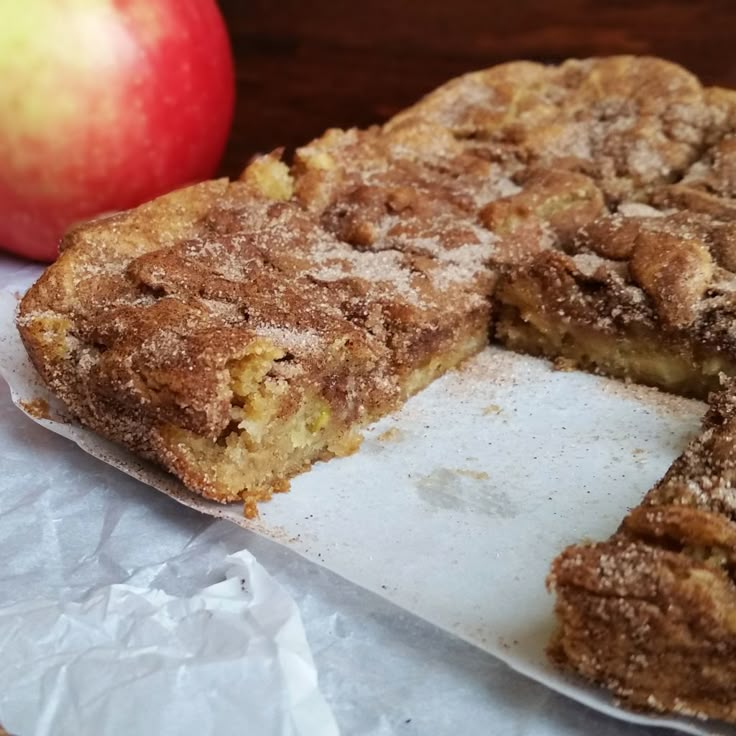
top-left (549, 382), bottom-right (736, 721)
top-left (18, 149), bottom-right (499, 512)
top-left (19, 180), bottom-right (395, 513)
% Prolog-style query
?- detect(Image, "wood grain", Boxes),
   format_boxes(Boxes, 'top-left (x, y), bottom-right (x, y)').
top-left (217, 0), bottom-right (736, 175)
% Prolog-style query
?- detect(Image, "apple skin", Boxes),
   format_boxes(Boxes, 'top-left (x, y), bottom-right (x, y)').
top-left (0, 0), bottom-right (235, 261)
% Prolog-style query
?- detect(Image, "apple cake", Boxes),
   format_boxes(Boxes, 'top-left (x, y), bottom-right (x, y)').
top-left (16, 55), bottom-right (736, 722)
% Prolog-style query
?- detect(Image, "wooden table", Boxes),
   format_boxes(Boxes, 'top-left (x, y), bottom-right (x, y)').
top-left (217, 0), bottom-right (736, 176)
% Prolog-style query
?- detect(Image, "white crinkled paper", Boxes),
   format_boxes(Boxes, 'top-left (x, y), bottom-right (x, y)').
top-left (0, 549), bottom-right (338, 736)
top-left (2, 272), bottom-right (735, 736)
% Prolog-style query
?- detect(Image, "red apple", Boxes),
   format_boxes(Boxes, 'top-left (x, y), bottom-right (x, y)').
top-left (0, 1), bottom-right (235, 262)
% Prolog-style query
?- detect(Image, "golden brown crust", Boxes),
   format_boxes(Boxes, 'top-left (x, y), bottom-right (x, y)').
top-left (629, 229), bottom-right (713, 328)
top-left (389, 56), bottom-right (711, 201)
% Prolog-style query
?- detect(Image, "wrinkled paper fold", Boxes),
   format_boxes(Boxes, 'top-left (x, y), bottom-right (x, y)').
top-left (0, 548), bottom-right (338, 736)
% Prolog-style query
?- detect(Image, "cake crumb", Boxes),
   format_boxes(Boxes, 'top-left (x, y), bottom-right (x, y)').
top-left (377, 427), bottom-right (405, 443)
top-left (19, 397), bottom-right (50, 420)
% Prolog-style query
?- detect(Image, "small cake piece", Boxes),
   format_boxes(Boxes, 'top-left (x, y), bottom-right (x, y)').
top-left (549, 382), bottom-right (736, 722)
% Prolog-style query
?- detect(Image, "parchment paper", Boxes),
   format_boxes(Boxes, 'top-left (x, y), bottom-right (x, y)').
top-left (2, 278), bottom-right (732, 735)
top-left (0, 549), bottom-right (338, 736)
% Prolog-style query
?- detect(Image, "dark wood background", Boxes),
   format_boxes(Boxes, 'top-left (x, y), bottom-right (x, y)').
top-left (216, 0), bottom-right (736, 176)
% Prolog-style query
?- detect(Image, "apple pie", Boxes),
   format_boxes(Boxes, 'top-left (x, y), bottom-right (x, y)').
top-left (17, 55), bottom-right (736, 722)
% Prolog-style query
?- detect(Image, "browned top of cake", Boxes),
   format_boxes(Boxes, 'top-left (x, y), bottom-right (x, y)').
top-left (501, 207), bottom-right (736, 341)
top-left (388, 56), bottom-right (718, 200)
